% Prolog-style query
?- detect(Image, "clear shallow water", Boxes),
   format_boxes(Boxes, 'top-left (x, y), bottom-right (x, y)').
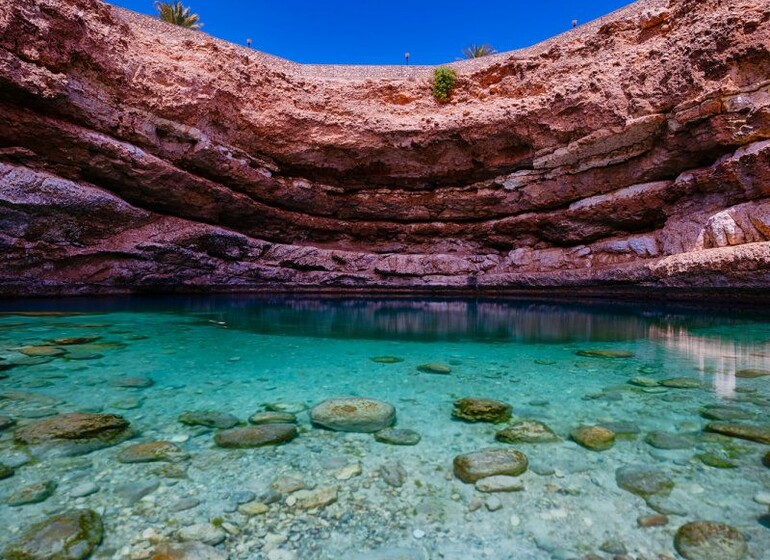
top-left (0, 296), bottom-right (769, 559)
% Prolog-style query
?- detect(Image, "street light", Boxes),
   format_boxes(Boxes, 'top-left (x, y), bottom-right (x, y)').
top-left (246, 38), bottom-right (252, 48)
top-left (405, 52), bottom-right (410, 65)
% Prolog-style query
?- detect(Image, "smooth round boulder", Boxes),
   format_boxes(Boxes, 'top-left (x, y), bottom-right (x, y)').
top-left (17, 346), bottom-right (66, 357)
top-left (214, 423), bottom-right (297, 448)
top-left (8, 481), bottom-right (57, 507)
top-left (310, 397), bottom-right (395, 433)
top-left (117, 441), bottom-right (188, 463)
top-left (374, 428), bottom-right (421, 446)
top-left (453, 448), bottom-right (528, 483)
top-left (452, 398), bottom-right (512, 424)
top-left (570, 425), bottom-right (615, 451)
top-left (496, 420), bottom-right (559, 443)
top-left (178, 410), bottom-right (239, 429)
top-left (3, 509), bottom-right (103, 560)
top-left (370, 356), bottom-right (404, 364)
top-left (674, 521), bottom-right (747, 560)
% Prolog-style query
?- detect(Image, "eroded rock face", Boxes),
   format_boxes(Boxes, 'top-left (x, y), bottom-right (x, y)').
top-left (0, 0), bottom-right (769, 296)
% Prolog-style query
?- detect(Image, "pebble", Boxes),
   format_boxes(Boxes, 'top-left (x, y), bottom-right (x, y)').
top-left (310, 397), bottom-right (396, 433)
top-left (380, 461), bottom-right (407, 488)
top-left (110, 376), bottom-right (154, 388)
top-left (291, 486), bottom-right (338, 510)
top-left (638, 514), bottom-right (669, 527)
top-left (270, 476), bottom-right (307, 494)
top-left (3, 509), bottom-right (103, 559)
top-left (169, 497), bottom-right (201, 512)
top-left (239, 501), bottom-right (269, 515)
top-left (373, 428), bottom-right (421, 446)
top-left (416, 363), bottom-right (451, 374)
top-left (674, 521), bottom-right (746, 560)
top-left (334, 462), bottom-right (362, 480)
top-left (753, 491), bottom-right (770, 506)
top-left (453, 448), bottom-right (528, 483)
top-left (570, 425), bottom-right (615, 451)
top-left (249, 411), bottom-right (297, 425)
top-left (412, 529), bottom-right (425, 539)
top-left (485, 496), bottom-right (503, 511)
top-left (178, 410), bottom-right (240, 429)
top-left (178, 523), bottom-right (226, 546)
top-left (474, 475), bottom-right (524, 493)
top-left (115, 479), bottom-right (160, 504)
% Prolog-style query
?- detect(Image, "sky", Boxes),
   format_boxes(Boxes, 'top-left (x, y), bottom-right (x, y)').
top-left (109, 0), bottom-right (635, 65)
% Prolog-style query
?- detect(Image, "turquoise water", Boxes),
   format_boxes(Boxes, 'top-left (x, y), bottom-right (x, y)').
top-left (1, 297), bottom-right (769, 559)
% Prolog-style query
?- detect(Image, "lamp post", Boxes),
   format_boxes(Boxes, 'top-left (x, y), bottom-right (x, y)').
top-left (246, 38), bottom-right (252, 48)
top-left (571, 19), bottom-right (578, 28)
top-left (405, 52), bottom-right (410, 65)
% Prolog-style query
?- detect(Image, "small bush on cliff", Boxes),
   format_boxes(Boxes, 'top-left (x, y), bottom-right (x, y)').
top-left (432, 67), bottom-right (457, 102)
top-left (462, 44), bottom-right (496, 59)
top-left (155, 1), bottom-right (202, 29)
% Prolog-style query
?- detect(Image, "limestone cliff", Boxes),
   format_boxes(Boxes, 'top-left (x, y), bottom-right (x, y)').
top-left (1, 0), bottom-right (769, 296)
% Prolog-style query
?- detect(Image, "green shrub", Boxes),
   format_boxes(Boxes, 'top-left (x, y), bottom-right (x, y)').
top-left (432, 67), bottom-right (457, 102)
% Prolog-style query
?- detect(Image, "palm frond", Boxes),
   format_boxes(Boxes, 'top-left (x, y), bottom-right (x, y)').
top-left (462, 43), bottom-right (496, 59)
top-left (155, 1), bottom-right (202, 29)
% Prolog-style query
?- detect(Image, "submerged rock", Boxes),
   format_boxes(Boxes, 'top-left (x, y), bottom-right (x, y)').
top-left (374, 428), bottom-right (421, 445)
top-left (474, 475), bottom-right (524, 493)
top-left (14, 412), bottom-right (134, 456)
top-left (3, 509), bottom-right (103, 560)
top-left (575, 349), bottom-right (634, 358)
top-left (453, 448), bottom-right (528, 483)
top-left (598, 421), bottom-right (640, 437)
top-left (48, 336), bottom-right (101, 346)
top-left (8, 480), bottom-right (57, 506)
top-left (615, 466), bottom-right (674, 499)
top-left (734, 368), bottom-right (770, 378)
top-left (310, 397), bottom-right (395, 433)
top-left (705, 422), bottom-right (770, 444)
top-left (149, 541), bottom-right (228, 560)
top-left (0, 462), bottom-right (14, 479)
top-left (699, 405), bottom-right (756, 421)
top-left (17, 345), bottom-right (66, 357)
top-left (248, 411), bottom-right (297, 425)
top-left (416, 363), bottom-right (451, 374)
top-left (763, 451), bottom-right (770, 468)
top-left (109, 376), bottom-right (154, 388)
top-left (177, 524), bottom-right (226, 546)
top-left (495, 419), bottom-right (559, 443)
top-left (570, 425), bottom-right (615, 451)
top-left (179, 410), bottom-right (239, 429)
top-left (117, 441), bottom-right (189, 463)
top-left (291, 486), bottom-right (338, 510)
top-left (214, 424), bottom-right (297, 448)
top-left (674, 521), bottom-right (747, 560)
top-left (0, 415), bottom-right (17, 431)
top-left (452, 398), bottom-right (512, 424)
top-left (379, 462), bottom-right (407, 488)
top-left (264, 402), bottom-right (308, 414)
top-left (660, 377), bottom-right (703, 389)
top-left (370, 356), bottom-right (404, 364)
top-left (644, 431), bottom-right (694, 450)
top-left (695, 453), bottom-right (738, 469)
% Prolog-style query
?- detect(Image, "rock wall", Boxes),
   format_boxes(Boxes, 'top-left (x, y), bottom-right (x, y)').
top-left (0, 0), bottom-right (769, 296)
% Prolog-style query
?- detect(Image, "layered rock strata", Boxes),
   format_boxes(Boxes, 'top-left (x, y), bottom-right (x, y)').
top-left (1, 0), bottom-right (769, 296)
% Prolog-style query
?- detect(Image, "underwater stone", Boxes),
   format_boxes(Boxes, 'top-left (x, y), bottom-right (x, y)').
top-left (452, 398), bottom-right (512, 424)
top-left (292, 486), bottom-right (338, 510)
top-left (177, 524), bottom-right (226, 546)
top-left (264, 402), bottom-right (308, 414)
top-left (48, 336), bottom-right (101, 346)
top-left (109, 376), bottom-right (154, 388)
top-left (496, 419), bottom-right (560, 443)
top-left (248, 411), bottom-right (297, 425)
top-left (149, 541), bottom-right (228, 560)
top-left (3, 509), bottom-right (103, 560)
top-left (734, 368), bottom-right (770, 378)
top-left (644, 431), bottom-right (694, 450)
top-left (763, 451), bottom-right (770, 468)
top-left (0, 462), bottom-right (14, 479)
top-left (695, 453), bottom-right (738, 469)
top-left (628, 376), bottom-right (660, 387)
top-left (374, 428), bottom-right (421, 445)
top-left (214, 423), bottom-right (297, 448)
top-left (638, 514), bottom-right (669, 527)
top-left (8, 480), bottom-right (57, 506)
top-left (369, 356), bottom-right (404, 364)
top-left (0, 416), bottom-right (17, 430)
top-left (598, 421), bottom-right (640, 437)
top-left (660, 377), bottom-right (703, 389)
top-left (310, 397), bottom-right (395, 433)
top-left (178, 410), bottom-right (240, 429)
top-left (570, 425), bottom-right (615, 451)
top-left (453, 448), bottom-right (528, 483)
top-left (117, 441), bottom-right (189, 463)
top-left (17, 345), bottom-right (66, 357)
top-left (575, 349), bottom-right (634, 358)
top-left (416, 363), bottom-right (451, 374)
top-left (705, 422), bottom-right (770, 444)
top-left (699, 405), bottom-right (756, 421)
top-left (380, 462), bottom-right (407, 488)
top-left (474, 475), bottom-right (524, 493)
top-left (14, 413), bottom-right (133, 456)
top-left (615, 466), bottom-right (674, 499)
top-left (674, 521), bottom-right (747, 560)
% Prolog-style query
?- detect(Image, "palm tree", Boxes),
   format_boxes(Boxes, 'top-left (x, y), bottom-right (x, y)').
top-left (155, 2), bottom-right (202, 29)
top-left (462, 44), bottom-right (496, 59)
